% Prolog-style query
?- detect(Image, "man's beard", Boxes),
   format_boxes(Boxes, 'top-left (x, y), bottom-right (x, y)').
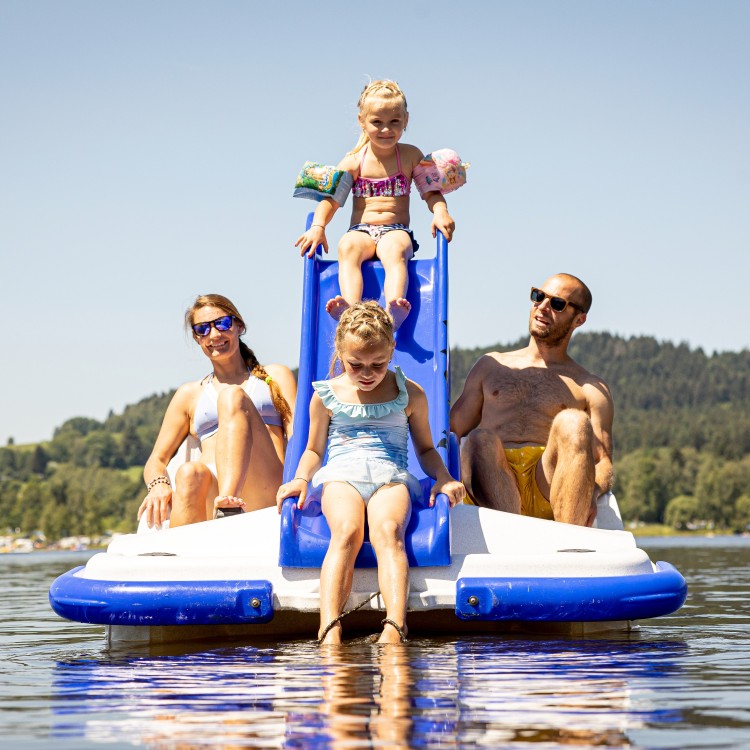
top-left (529, 315), bottom-right (575, 346)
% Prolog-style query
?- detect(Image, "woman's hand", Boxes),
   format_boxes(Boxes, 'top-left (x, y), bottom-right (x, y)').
top-left (429, 478), bottom-right (466, 508)
top-left (295, 225), bottom-right (328, 258)
top-left (137, 484), bottom-right (173, 528)
top-left (276, 478), bottom-right (309, 513)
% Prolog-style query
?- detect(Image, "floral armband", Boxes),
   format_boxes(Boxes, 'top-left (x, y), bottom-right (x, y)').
top-left (293, 162), bottom-right (353, 206)
top-left (412, 148), bottom-right (469, 199)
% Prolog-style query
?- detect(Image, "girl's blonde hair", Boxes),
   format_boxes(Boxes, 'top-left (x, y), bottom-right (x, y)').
top-left (186, 294), bottom-right (293, 430)
top-left (348, 79), bottom-right (408, 156)
top-left (331, 301), bottom-right (395, 375)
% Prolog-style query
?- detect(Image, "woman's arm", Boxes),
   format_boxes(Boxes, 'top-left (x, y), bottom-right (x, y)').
top-left (265, 363), bottom-right (298, 438)
top-left (137, 383), bottom-right (195, 527)
top-left (275, 393), bottom-right (330, 512)
top-left (406, 381), bottom-right (465, 507)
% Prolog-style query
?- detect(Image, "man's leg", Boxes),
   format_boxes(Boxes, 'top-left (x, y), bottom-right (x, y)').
top-left (536, 409), bottom-right (596, 525)
top-left (460, 429), bottom-right (521, 513)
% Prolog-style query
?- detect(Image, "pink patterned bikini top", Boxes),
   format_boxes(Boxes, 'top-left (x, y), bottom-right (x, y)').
top-left (352, 146), bottom-right (411, 198)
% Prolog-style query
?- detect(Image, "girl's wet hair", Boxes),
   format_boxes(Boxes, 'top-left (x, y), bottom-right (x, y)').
top-left (186, 294), bottom-right (293, 429)
top-left (331, 301), bottom-right (395, 375)
top-left (348, 79), bottom-right (408, 155)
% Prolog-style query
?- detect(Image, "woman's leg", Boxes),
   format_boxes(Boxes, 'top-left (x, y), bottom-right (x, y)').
top-left (327, 232), bottom-right (377, 320)
top-left (319, 482), bottom-right (366, 644)
top-left (213, 385), bottom-right (283, 512)
top-left (375, 231), bottom-right (414, 330)
top-left (366, 483), bottom-right (412, 643)
top-left (169, 461), bottom-right (215, 527)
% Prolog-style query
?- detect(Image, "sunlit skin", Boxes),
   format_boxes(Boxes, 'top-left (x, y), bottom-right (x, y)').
top-left (294, 88), bottom-right (456, 331)
top-left (277, 330), bottom-right (465, 644)
top-left (137, 304), bottom-right (296, 528)
top-left (450, 275), bottom-right (614, 526)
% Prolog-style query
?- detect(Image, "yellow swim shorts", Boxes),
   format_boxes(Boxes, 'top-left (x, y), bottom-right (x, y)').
top-left (463, 445), bottom-right (553, 520)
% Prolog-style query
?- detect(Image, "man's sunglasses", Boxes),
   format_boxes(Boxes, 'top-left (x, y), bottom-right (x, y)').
top-left (191, 315), bottom-right (235, 337)
top-left (530, 287), bottom-right (583, 313)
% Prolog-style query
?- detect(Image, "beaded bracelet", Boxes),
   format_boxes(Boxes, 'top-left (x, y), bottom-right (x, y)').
top-left (146, 475), bottom-right (171, 492)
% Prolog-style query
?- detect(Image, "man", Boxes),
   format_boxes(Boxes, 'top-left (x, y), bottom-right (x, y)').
top-left (449, 273), bottom-right (613, 526)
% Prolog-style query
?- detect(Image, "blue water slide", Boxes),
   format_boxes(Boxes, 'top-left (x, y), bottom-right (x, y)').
top-left (279, 215), bottom-right (457, 568)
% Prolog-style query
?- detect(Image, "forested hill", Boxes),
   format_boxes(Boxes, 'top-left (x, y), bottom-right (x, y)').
top-left (2, 332), bottom-right (750, 539)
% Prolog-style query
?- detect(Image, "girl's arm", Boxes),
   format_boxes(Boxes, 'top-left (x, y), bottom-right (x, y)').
top-left (408, 145), bottom-right (456, 242)
top-left (295, 198), bottom-right (338, 257)
top-left (406, 381), bottom-right (466, 507)
top-left (424, 192), bottom-right (455, 242)
top-left (294, 155), bottom-right (358, 257)
top-left (275, 393), bottom-right (330, 512)
top-left (138, 384), bottom-right (195, 527)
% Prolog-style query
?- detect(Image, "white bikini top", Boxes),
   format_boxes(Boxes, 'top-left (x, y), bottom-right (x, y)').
top-left (193, 371), bottom-right (282, 441)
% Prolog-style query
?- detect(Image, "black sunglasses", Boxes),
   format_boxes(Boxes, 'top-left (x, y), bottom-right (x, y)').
top-left (530, 287), bottom-right (583, 313)
top-left (192, 315), bottom-right (235, 337)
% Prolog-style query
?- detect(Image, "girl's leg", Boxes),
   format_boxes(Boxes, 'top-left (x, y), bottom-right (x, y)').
top-left (365, 483), bottom-right (412, 643)
top-left (213, 385), bottom-right (283, 512)
top-left (375, 231), bottom-right (414, 330)
top-left (319, 482), bottom-right (366, 644)
top-left (169, 461), bottom-right (215, 527)
top-left (328, 232), bottom-right (377, 320)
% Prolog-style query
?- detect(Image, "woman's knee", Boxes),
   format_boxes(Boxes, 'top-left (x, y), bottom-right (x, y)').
top-left (217, 385), bottom-right (257, 420)
top-left (175, 460), bottom-right (213, 488)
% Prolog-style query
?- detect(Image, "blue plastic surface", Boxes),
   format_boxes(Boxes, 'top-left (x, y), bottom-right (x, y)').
top-left (49, 567), bottom-right (274, 626)
top-left (279, 213), bottom-right (455, 568)
top-left (455, 561), bottom-right (688, 622)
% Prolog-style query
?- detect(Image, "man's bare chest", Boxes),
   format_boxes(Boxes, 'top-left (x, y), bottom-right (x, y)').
top-left (484, 367), bottom-right (587, 412)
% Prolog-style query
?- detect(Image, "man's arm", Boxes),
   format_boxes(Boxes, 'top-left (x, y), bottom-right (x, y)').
top-left (585, 378), bottom-right (614, 498)
top-left (449, 356), bottom-right (489, 438)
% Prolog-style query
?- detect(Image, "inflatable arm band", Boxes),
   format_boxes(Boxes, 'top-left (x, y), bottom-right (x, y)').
top-left (293, 162), bottom-right (353, 206)
top-left (412, 148), bottom-right (469, 199)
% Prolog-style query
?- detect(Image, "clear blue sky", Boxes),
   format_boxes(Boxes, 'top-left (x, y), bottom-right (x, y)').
top-left (2, 0), bottom-right (748, 445)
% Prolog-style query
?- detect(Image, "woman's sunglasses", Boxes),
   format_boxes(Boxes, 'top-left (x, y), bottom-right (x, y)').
top-left (530, 287), bottom-right (583, 313)
top-left (191, 315), bottom-right (235, 337)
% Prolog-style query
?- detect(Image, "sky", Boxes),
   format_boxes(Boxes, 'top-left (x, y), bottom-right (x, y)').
top-left (1, 0), bottom-right (748, 446)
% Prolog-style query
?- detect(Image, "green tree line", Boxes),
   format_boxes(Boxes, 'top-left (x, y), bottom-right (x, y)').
top-left (3, 333), bottom-right (750, 539)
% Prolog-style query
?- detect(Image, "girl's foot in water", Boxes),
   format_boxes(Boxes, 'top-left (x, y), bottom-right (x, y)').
top-left (326, 295), bottom-right (350, 321)
top-left (387, 298), bottom-right (411, 330)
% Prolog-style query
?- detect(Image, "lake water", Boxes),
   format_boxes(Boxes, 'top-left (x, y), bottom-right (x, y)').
top-left (2, 537), bottom-right (749, 749)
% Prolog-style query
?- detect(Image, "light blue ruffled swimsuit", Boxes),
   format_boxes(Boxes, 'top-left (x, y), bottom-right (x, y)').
top-left (310, 367), bottom-right (422, 505)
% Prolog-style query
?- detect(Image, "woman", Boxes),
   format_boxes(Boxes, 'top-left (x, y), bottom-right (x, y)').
top-left (138, 294), bottom-right (296, 528)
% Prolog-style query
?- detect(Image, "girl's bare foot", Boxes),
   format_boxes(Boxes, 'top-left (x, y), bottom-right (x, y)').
top-left (377, 618), bottom-right (408, 644)
top-left (318, 619), bottom-right (343, 645)
top-left (387, 298), bottom-right (411, 330)
top-left (326, 295), bottom-right (350, 321)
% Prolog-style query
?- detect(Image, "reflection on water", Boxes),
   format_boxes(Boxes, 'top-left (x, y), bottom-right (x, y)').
top-left (50, 637), bottom-right (691, 748)
top-left (2, 540), bottom-right (750, 748)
